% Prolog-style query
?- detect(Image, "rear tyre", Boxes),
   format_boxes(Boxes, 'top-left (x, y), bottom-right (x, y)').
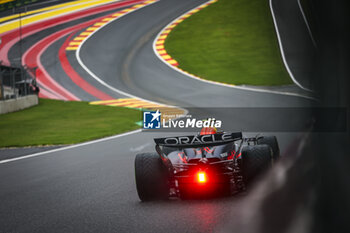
top-left (241, 145), bottom-right (273, 182)
top-left (135, 153), bottom-right (169, 201)
top-left (257, 136), bottom-right (280, 161)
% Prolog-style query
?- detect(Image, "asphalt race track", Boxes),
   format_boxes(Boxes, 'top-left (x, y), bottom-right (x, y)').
top-left (270, 0), bottom-right (317, 91)
top-left (0, 0), bottom-right (319, 232)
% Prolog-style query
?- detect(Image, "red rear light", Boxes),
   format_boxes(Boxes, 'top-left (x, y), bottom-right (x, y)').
top-left (197, 172), bottom-right (207, 183)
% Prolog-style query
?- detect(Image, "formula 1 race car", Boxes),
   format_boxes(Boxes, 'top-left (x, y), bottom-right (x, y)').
top-left (134, 130), bottom-right (279, 201)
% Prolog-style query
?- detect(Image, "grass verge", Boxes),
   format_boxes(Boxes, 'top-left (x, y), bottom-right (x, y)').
top-left (165, 0), bottom-right (292, 86)
top-left (0, 99), bottom-right (141, 147)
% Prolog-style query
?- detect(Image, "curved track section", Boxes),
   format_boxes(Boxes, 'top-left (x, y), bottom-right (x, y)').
top-left (79, 0), bottom-right (312, 108)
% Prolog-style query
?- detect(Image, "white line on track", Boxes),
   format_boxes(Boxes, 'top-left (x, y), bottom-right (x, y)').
top-left (269, 0), bottom-right (312, 92)
top-left (0, 129), bottom-right (142, 164)
top-left (297, 0), bottom-right (317, 47)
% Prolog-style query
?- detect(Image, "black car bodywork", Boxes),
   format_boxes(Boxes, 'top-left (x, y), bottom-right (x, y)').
top-left (135, 132), bottom-right (279, 201)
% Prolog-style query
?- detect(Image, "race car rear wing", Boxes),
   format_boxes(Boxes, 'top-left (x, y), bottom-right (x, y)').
top-left (154, 132), bottom-right (242, 148)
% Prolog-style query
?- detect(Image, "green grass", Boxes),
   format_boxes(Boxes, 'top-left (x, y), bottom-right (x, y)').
top-left (165, 0), bottom-right (292, 86)
top-left (0, 99), bottom-right (141, 147)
